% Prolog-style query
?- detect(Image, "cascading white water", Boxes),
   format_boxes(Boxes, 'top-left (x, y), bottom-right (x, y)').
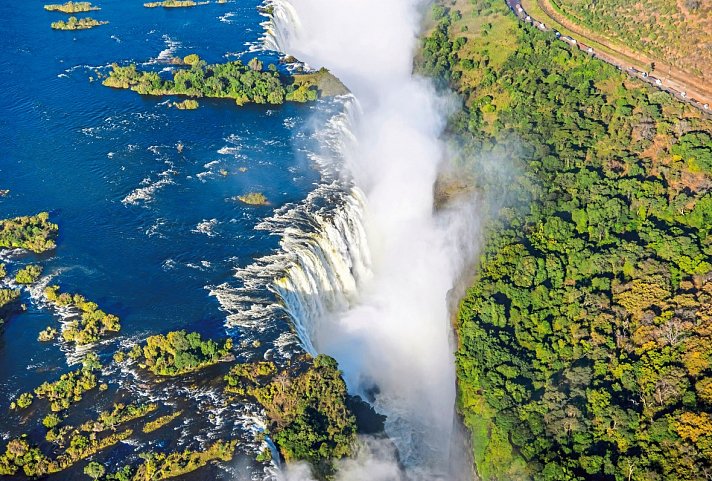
top-left (261, 1), bottom-right (301, 54)
top-left (211, 97), bottom-right (373, 361)
top-left (258, 1), bottom-right (479, 479)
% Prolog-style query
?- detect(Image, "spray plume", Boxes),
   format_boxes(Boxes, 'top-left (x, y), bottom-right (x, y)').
top-left (266, 0), bottom-right (481, 479)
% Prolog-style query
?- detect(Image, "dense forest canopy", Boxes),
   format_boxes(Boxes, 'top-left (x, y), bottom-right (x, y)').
top-left (420, 0), bottom-right (712, 479)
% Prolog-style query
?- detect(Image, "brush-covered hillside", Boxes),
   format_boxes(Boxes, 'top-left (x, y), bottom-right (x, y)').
top-left (419, 0), bottom-right (712, 479)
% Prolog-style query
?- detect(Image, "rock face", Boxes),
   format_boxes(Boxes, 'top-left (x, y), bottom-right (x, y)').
top-left (293, 67), bottom-right (351, 97)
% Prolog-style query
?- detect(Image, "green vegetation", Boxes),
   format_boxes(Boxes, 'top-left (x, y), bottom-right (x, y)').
top-left (3, 354), bottom-right (114, 477)
top-left (102, 58), bottom-right (335, 106)
top-left (0, 277), bottom-right (20, 323)
top-left (105, 440), bottom-right (236, 481)
top-left (144, 0), bottom-right (204, 8)
top-left (33, 363), bottom-right (98, 412)
top-left (0, 289), bottom-right (20, 324)
top-left (422, 1), bottom-right (712, 480)
top-left (42, 413), bottom-right (61, 429)
top-left (44, 285), bottom-right (121, 345)
top-left (39, 404), bottom-right (154, 464)
top-left (13, 353), bottom-right (101, 411)
top-left (44, 1), bottom-right (99, 13)
top-left (552, 0), bottom-right (711, 82)
top-left (51, 16), bottom-right (108, 30)
top-left (182, 54), bottom-right (200, 66)
top-left (38, 326), bottom-right (58, 341)
top-left (142, 410), bottom-right (183, 433)
top-left (224, 355), bottom-right (356, 477)
top-left (235, 192), bottom-right (269, 206)
top-left (0, 438), bottom-right (47, 476)
top-left (14, 265), bottom-right (42, 284)
top-left (12, 392), bottom-right (34, 410)
top-left (85, 462), bottom-right (105, 481)
top-left (173, 99), bottom-right (199, 110)
top-left (131, 330), bottom-right (232, 376)
top-left (79, 402), bottom-right (157, 432)
top-left (0, 289), bottom-right (19, 309)
top-left (0, 212), bottom-right (58, 253)
top-left (292, 68), bottom-right (350, 97)
top-left (0, 429), bottom-right (131, 477)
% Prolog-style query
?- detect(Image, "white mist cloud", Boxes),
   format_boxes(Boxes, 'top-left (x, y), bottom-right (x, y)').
top-left (270, 0), bottom-right (481, 478)
top-left (279, 438), bottom-right (404, 481)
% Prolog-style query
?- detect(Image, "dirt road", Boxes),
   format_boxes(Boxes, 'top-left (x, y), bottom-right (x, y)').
top-left (505, 0), bottom-right (711, 115)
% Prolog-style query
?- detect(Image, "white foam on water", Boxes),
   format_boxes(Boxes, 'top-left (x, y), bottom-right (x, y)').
top-left (255, 1), bottom-right (482, 477)
top-left (122, 170), bottom-right (176, 206)
top-left (193, 219), bottom-right (220, 237)
top-left (146, 217), bottom-right (168, 238)
top-left (219, 11), bottom-right (237, 23)
top-left (149, 35), bottom-right (182, 65)
top-left (162, 258), bottom-right (178, 271)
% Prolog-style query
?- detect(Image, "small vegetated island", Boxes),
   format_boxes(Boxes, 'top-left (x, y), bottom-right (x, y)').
top-left (421, 1), bottom-right (712, 480)
top-left (11, 352), bottom-right (101, 413)
top-left (43, 285), bottom-right (121, 345)
top-left (223, 354), bottom-right (356, 478)
top-left (15, 264), bottom-right (43, 284)
top-left (235, 192), bottom-right (269, 205)
top-left (0, 213), bottom-right (57, 325)
top-left (144, 0), bottom-right (204, 7)
top-left (51, 16), bottom-right (108, 30)
top-left (172, 99), bottom-right (199, 109)
top-left (0, 212), bottom-right (58, 253)
top-left (102, 54), bottom-right (348, 106)
top-left (121, 330), bottom-right (232, 376)
top-left (44, 1), bottom-right (100, 13)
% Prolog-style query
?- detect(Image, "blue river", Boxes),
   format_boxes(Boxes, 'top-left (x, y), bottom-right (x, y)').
top-left (0, 1), bottom-right (336, 478)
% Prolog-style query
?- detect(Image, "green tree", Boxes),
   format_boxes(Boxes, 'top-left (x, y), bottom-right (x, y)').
top-left (84, 461), bottom-right (105, 480)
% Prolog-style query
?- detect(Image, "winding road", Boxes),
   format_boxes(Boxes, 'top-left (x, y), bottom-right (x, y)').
top-left (505, 0), bottom-right (712, 116)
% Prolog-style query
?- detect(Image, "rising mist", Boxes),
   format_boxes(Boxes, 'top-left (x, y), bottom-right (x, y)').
top-left (269, 0), bottom-right (481, 479)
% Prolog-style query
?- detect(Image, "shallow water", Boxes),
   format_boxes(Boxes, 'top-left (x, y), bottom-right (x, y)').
top-left (0, 1), bottom-right (337, 478)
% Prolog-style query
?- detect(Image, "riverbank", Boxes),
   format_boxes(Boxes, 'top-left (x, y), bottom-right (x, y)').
top-left (423, 0), bottom-right (712, 479)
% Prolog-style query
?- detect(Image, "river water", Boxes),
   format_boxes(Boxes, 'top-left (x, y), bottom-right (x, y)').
top-left (1, 0), bottom-right (474, 480)
top-left (0, 1), bottom-right (357, 479)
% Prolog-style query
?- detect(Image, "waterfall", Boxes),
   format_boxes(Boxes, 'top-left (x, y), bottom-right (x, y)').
top-left (261, 0), bottom-right (301, 54)
top-left (217, 1), bottom-right (480, 478)
top-left (272, 187), bottom-right (371, 354)
top-left (211, 95), bottom-right (373, 360)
